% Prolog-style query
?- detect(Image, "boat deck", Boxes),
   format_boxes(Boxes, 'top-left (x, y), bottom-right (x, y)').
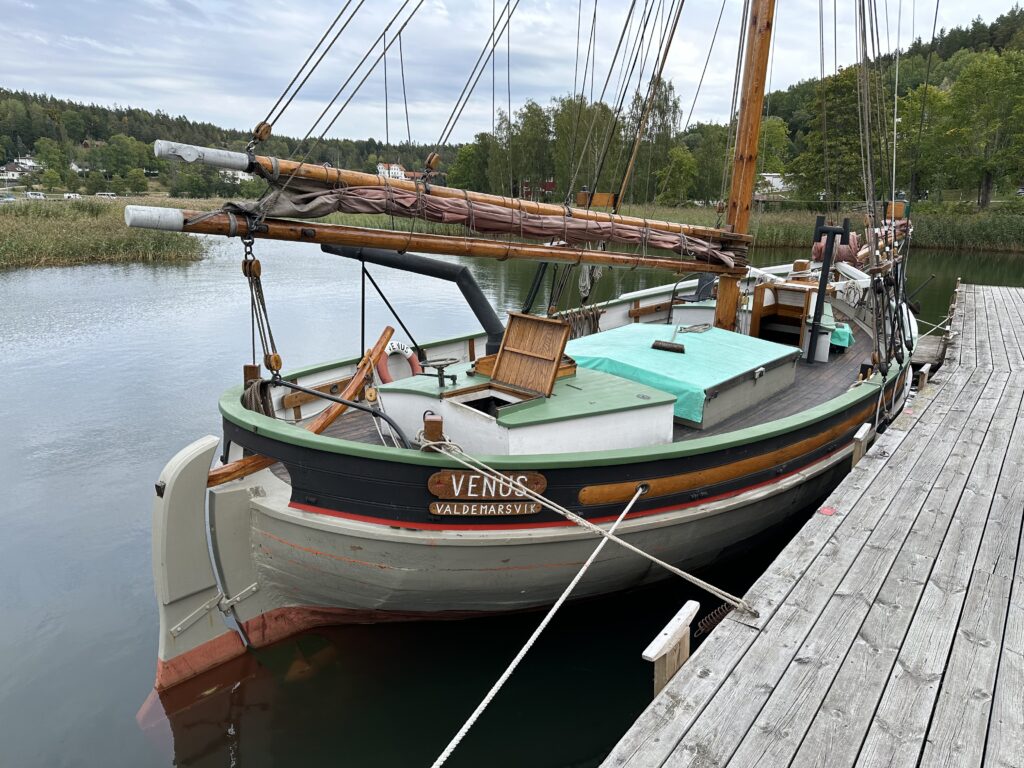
top-left (308, 312), bottom-right (873, 448)
top-left (602, 283), bottom-right (1024, 768)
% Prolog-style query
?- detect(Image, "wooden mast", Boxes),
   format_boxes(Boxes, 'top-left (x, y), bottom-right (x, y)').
top-left (714, 0), bottom-right (777, 331)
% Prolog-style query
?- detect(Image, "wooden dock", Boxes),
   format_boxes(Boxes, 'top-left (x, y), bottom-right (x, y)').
top-left (604, 283), bottom-right (1024, 768)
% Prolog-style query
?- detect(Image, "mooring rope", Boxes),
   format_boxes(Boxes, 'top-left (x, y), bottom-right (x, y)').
top-left (430, 485), bottom-right (646, 768)
top-left (418, 439), bottom-right (756, 616)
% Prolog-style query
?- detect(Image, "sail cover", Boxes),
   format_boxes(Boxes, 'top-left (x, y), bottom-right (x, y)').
top-left (229, 179), bottom-right (744, 268)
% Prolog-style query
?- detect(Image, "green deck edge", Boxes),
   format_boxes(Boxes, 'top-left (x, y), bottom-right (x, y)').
top-left (219, 360), bottom-right (909, 470)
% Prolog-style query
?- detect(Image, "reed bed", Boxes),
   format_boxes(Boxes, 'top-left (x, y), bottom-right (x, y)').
top-left (622, 204), bottom-right (1024, 252)
top-left (329, 204), bottom-right (1024, 253)
top-left (0, 197), bottom-right (206, 270)
top-left (3, 196), bottom-right (1020, 272)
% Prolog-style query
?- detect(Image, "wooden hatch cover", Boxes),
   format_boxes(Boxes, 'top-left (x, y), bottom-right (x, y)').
top-left (490, 313), bottom-right (572, 397)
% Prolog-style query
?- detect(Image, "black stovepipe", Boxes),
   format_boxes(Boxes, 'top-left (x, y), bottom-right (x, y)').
top-left (323, 244), bottom-right (505, 355)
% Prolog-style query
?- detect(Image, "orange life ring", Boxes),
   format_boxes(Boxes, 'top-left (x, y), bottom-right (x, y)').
top-left (375, 340), bottom-right (423, 383)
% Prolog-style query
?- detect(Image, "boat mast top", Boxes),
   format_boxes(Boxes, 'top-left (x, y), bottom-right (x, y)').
top-left (714, 0), bottom-right (777, 332)
top-left (725, 0), bottom-right (777, 237)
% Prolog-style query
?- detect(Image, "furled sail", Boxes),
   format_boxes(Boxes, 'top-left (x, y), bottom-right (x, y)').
top-left (229, 179), bottom-right (743, 268)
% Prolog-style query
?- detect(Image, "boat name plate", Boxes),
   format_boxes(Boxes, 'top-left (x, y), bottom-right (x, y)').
top-left (428, 470), bottom-right (547, 500)
top-left (429, 501), bottom-right (542, 516)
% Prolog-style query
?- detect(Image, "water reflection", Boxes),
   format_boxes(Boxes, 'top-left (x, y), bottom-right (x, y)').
top-left (138, 523), bottom-right (804, 768)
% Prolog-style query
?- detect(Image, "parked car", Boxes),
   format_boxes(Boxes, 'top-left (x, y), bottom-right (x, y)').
top-left (0, 195), bottom-right (16, 204)
top-left (94, 192), bottom-right (117, 199)
top-left (25, 191), bottom-right (46, 200)
top-left (63, 192), bottom-right (81, 200)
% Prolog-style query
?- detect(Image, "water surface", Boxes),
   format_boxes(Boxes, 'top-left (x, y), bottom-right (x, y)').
top-left (0, 238), bottom-right (1017, 766)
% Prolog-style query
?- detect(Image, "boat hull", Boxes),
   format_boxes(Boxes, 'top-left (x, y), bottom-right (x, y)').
top-left (240, 448), bottom-right (850, 617)
top-left (154, 354), bottom-right (910, 690)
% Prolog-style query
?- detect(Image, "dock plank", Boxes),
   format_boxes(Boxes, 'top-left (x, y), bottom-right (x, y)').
top-left (682, 368), bottom-right (996, 768)
top-left (648, 368), bottom-right (983, 768)
top-left (853, 374), bottom-right (1020, 768)
top-left (974, 284), bottom-right (994, 369)
top-left (986, 575), bottom-right (1024, 768)
top-left (603, 366), bottom-right (963, 768)
top-left (725, 370), bottom-right (1005, 768)
top-left (960, 284), bottom-right (978, 369)
top-left (977, 286), bottom-right (1007, 371)
top-left (990, 288), bottom-right (1024, 370)
top-left (603, 285), bottom-right (1024, 768)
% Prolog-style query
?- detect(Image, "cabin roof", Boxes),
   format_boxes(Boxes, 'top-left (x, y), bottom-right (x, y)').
top-left (378, 362), bottom-right (676, 427)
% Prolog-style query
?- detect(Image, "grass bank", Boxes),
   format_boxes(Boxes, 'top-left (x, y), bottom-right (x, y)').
top-left (620, 204), bottom-right (1024, 252)
top-left (0, 197), bottom-right (208, 269)
top-left (327, 203), bottom-right (1024, 253)
top-left (6, 196), bottom-right (1020, 271)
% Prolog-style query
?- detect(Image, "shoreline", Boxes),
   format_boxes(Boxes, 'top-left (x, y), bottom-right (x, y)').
top-left (3, 198), bottom-right (1023, 270)
top-left (0, 197), bottom-right (211, 270)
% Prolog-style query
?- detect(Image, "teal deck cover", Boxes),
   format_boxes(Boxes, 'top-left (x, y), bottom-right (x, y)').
top-left (566, 324), bottom-right (798, 423)
top-left (831, 322), bottom-right (854, 348)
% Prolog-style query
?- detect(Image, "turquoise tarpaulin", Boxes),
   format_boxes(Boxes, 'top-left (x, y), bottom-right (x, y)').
top-left (565, 323), bottom-right (799, 423)
top-left (831, 322), bottom-right (854, 348)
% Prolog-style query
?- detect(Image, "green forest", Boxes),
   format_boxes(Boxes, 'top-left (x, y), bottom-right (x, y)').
top-left (3, 6), bottom-right (1024, 207)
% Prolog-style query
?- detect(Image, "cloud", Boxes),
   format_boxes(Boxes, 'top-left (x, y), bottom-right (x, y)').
top-left (0, 0), bottom-right (1014, 143)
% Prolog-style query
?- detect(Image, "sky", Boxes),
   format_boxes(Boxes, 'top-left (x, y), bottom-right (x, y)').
top-left (0, 0), bottom-right (1017, 144)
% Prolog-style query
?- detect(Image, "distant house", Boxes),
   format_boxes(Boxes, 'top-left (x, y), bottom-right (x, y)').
top-left (753, 172), bottom-right (792, 204)
top-left (13, 156), bottom-right (42, 173)
top-left (522, 178), bottom-right (557, 201)
top-left (757, 172), bottom-right (790, 194)
top-left (219, 168), bottom-right (253, 183)
top-left (376, 162), bottom-right (406, 180)
top-left (0, 161), bottom-right (33, 181)
top-left (69, 162), bottom-right (86, 175)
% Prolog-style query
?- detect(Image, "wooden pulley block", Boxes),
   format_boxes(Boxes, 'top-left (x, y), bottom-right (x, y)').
top-left (242, 259), bottom-right (262, 278)
top-left (253, 121), bottom-right (272, 142)
top-left (425, 152), bottom-right (441, 171)
top-left (264, 353), bottom-right (282, 372)
top-left (364, 386), bottom-right (378, 403)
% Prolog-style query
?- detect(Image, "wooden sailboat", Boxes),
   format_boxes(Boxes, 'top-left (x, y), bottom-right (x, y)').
top-left (135, 0), bottom-right (916, 691)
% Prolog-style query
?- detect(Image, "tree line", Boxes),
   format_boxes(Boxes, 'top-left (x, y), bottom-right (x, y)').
top-left (3, 6), bottom-right (1024, 206)
top-left (0, 89), bottom-right (457, 197)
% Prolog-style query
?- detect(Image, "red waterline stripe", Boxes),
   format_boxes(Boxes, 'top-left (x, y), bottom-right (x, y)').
top-left (287, 442), bottom-right (851, 531)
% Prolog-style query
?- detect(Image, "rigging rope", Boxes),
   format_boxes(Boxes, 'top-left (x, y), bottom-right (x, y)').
top-left (241, 234), bottom-right (282, 376)
top-left (718, 0), bottom-right (751, 223)
top-left (566, 0), bottom-right (642, 196)
top-left (890, 0), bottom-right (903, 224)
top-left (818, 0), bottom-right (832, 210)
top-left (398, 34), bottom-right (412, 145)
top-left (254, 0), bottom-right (426, 211)
top-left (565, 0), bottom-right (587, 196)
top-left (420, 439), bottom-right (756, 614)
top-left (429, 485), bottom-right (647, 768)
top-left (433, 0), bottom-right (519, 152)
top-left (259, 0), bottom-right (364, 130)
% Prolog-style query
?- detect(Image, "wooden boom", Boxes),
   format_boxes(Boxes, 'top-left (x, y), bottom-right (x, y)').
top-left (207, 326), bottom-right (394, 487)
top-left (153, 140), bottom-right (751, 248)
top-left (124, 206), bottom-right (748, 275)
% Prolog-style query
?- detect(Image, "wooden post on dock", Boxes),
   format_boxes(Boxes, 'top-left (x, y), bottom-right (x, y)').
top-left (642, 600), bottom-right (700, 696)
top-left (852, 423), bottom-right (873, 467)
top-left (916, 363), bottom-right (932, 390)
